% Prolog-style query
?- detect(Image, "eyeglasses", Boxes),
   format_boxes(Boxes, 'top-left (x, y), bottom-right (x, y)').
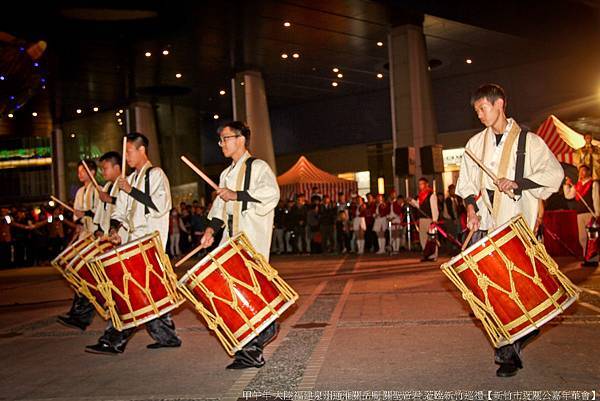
top-left (218, 135), bottom-right (240, 146)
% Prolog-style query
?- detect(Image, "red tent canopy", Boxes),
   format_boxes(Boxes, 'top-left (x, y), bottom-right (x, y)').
top-left (277, 156), bottom-right (357, 201)
top-left (536, 115), bottom-right (597, 164)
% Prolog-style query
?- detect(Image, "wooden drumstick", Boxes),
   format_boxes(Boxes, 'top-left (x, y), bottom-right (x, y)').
top-left (121, 136), bottom-right (127, 179)
top-left (175, 243), bottom-right (205, 268)
top-left (462, 229), bottom-right (475, 251)
top-left (464, 149), bottom-right (516, 200)
top-left (180, 156), bottom-right (219, 191)
top-left (50, 195), bottom-right (75, 213)
top-left (81, 160), bottom-right (100, 190)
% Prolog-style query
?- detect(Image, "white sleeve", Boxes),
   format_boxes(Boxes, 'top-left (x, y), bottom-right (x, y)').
top-left (244, 160), bottom-right (280, 216)
top-left (147, 168), bottom-right (172, 218)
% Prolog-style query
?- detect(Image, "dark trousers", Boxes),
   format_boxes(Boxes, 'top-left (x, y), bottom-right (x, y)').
top-left (0, 242), bottom-right (12, 268)
top-left (66, 294), bottom-right (95, 327)
top-left (320, 225), bottom-right (334, 253)
top-left (98, 313), bottom-right (180, 349)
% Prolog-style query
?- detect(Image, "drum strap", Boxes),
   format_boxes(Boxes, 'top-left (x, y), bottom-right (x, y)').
top-left (144, 167), bottom-right (156, 215)
top-left (241, 157), bottom-right (256, 213)
top-left (513, 129), bottom-right (528, 197)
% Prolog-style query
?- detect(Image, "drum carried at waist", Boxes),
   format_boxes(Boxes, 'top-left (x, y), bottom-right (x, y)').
top-left (66, 238), bottom-right (114, 319)
top-left (441, 215), bottom-right (579, 348)
top-left (90, 231), bottom-right (184, 331)
top-left (52, 234), bottom-right (115, 319)
top-left (178, 232), bottom-right (298, 356)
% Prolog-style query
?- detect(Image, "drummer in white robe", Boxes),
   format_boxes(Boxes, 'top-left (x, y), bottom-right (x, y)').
top-left (456, 84), bottom-right (563, 378)
top-left (85, 133), bottom-right (182, 355)
top-left (200, 121), bottom-right (280, 370)
top-left (92, 151), bottom-right (122, 235)
top-left (57, 160), bottom-right (100, 331)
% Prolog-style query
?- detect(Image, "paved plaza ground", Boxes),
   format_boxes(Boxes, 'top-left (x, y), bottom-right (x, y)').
top-left (0, 252), bottom-right (598, 401)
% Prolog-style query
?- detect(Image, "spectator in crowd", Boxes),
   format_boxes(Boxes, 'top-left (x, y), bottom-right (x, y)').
top-left (443, 184), bottom-right (465, 250)
top-left (190, 206), bottom-right (209, 247)
top-left (563, 165), bottom-right (600, 263)
top-left (272, 200), bottom-right (286, 255)
top-left (319, 195), bottom-right (337, 253)
top-left (307, 195), bottom-right (321, 253)
top-left (373, 193), bottom-right (390, 254)
top-left (0, 207), bottom-right (12, 268)
top-left (168, 208), bottom-right (185, 257)
top-left (335, 209), bottom-right (351, 254)
top-left (290, 194), bottom-right (309, 254)
top-left (351, 195), bottom-right (367, 254)
top-left (365, 193), bottom-right (377, 252)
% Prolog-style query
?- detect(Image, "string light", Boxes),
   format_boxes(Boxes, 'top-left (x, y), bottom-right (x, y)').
top-left (213, 114), bottom-right (219, 120)
top-left (162, 50), bottom-right (169, 55)
top-left (283, 21), bottom-right (291, 27)
top-left (76, 109), bottom-right (82, 114)
top-left (331, 82), bottom-right (338, 87)
top-left (32, 112), bottom-right (38, 117)
top-left (377, 73), bottom-right (383, 79)
top-left (8, 113), bottom-right (13, 118)
top-left (292, 53), bottom-right (300, 59)
top-left (377, 41), bottom-right (383, 47)
top-left (175, 73), bottom-right (182, 78)
top-left (281, 53), bottom-right (288, 59)
top-left (337, 73), bottom-right (343, 78)
top-left (332, 68), bottom-right (339, 73)
top-left (145, 52), bottom-right (151, 57)
top-left (219, 90), bottom-right (226, 95)
top-left (466, 58), bottom-right (473, 64)
top-left (93, 107), bottom-right (99, 112)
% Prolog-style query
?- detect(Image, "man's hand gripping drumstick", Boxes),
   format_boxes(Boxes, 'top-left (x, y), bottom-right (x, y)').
top-left (464, 149), bottom-right (517, 200)
top-left (175, 156), bottom-right (221, 268)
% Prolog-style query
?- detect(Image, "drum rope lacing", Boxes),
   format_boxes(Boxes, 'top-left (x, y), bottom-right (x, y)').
top-left (177, 233), bottom-right (298, 356)
top-left (92, 235), bottom-right (182, 331)
top-left (441, 216), bottom-right (580, 348)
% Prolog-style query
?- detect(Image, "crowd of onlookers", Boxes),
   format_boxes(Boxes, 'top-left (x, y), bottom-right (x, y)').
top-left (0, 187), bottom-right (468, 268)
top-left (269, 186), bottom-right (467, 257)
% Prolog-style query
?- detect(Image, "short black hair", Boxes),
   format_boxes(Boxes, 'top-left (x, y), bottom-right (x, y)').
top-left (78, 159), bottom-right (97, 172)
top-left (470, 83), bottom-right (506, 107)
top-left (418, 177), bottom-right (429, 183)
top-left (218, 121), bottom-right (251, 145)
top-left (126, 132), bottom-right (150, 151)
top-left (99, 151), bottom-right (121, 166)
top-left (579, 165), bottom-right (591, 173)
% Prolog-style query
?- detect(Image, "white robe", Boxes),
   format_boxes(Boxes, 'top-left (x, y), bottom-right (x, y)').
top-left (456, 119), bottom-right (564, 231)
top-left (73, 182), bottom-right (98, 238)
top-left (208, 151), bottom-right (280, 261)
top-left (93, 181), bottom-right (119, 235)
top-left (112, 162), bottom-right (172, 249)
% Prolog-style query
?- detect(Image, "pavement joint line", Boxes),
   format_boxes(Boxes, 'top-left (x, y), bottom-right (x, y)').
top-left (578, 301), bottom-right (600, 314)
top-left (220, 257), bottom-right (347, 401)
top-left (293, 270), bottom-right (356, 398)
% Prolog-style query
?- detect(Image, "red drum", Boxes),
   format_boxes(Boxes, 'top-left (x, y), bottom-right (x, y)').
top-left (441, 215), bottom-right (579, 348)
top-left (178, 232), bottom-right (298, 355)
top-left (51, 234), bottom-right (94, 279)
top-left (91, 232), bottom-right (184, 331)
top-left (65, 239), bottom-right (114, 319)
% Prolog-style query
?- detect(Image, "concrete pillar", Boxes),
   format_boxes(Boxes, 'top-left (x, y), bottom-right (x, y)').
top-left (51, 126), bottom-right (66, 200)
top-left (232, 70), bottom-right (277, 174)
top-left (129, 101), bottom-right (162, 166)
top-left (388, 21), bottom-right (439, 194)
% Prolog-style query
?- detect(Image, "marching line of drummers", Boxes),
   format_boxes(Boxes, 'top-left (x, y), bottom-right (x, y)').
top-left (49, 119), bottom-right (580, 378)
